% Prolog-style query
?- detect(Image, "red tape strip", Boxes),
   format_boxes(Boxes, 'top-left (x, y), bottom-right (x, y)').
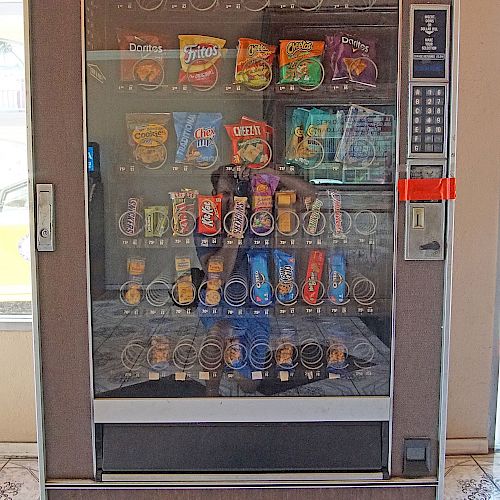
top-left (398, 178), bottom-right (456, 201)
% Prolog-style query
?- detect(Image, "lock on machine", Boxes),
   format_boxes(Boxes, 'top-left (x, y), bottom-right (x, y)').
top-left (399, 160), bottom-right (455, 261)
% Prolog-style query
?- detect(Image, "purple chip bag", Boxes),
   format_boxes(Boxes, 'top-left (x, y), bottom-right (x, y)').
top-left (325, 33), bottom-right (378, 87)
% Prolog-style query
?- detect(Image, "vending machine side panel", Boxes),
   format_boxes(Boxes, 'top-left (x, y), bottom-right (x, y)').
top-left (29, 0), bottom-right (95, 481)
top-left (391, 0), bottom-right (452, 477)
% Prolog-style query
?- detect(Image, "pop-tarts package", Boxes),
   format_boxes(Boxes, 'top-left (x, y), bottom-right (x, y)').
top-left (274, 250), bottom-right (297, 304)
top-left (248, 251), bottom-right (273, 306)
top-left (327, 252), bottom-right (346, 304)
top-left (173, 112), bottom-right (222, 167)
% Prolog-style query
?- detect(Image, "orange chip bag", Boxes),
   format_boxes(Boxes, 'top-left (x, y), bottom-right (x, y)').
top-left (279, 40), bottom-right (325, 86)
top-left (178, 35), bottom-right (226, 89)
top-left (235, 38), bottom-right (276, 90)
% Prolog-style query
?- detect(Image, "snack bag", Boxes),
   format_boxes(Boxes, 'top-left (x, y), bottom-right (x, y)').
top-left (235, 38), bottom-right (276, 90)
top-left (285, 107), bottom-right (309, 163)
top-left (275, 190), bottom-right (297, 235)
top-left (248, 251), bottom-right (273, 306)
top-left (274, 250), bottom-right (297, 305)
top-left (250, 173), bottom-right (279, 236)
top-left (279, 40), bottom-right (325, 86)
top-left (251, 173), bottom-right (279, 211)
top-left (178, 35), bottom-right (226, 89)
top-left (225, 117), bottom-right (273, 170)
top-left (127, 113), bottom-right (170, 169)
top-left (123, 257), bottom-right (146, 305)
top-left (304, 108), bottom-right (330, 141)
top-left (173, 112), bottom-right (222, 167)
top-left (174, 256), bottom-right (194, 305)
top-left (327, 342), bottom-right (348, 372)
top-left (149, 335), bottom-right (171, 368)
top-left (304, 108), bottom-right (346, 170)
top-left (205, 256), bottom-right (224, 306)
top-left (285, 108), bottom-right (325, 169)
top-left (327, 252), bottom-right (346, 305)
top-left (117, 30), bottom-right (168, 86)
top-left (325, 33), bottom-right (378, 87)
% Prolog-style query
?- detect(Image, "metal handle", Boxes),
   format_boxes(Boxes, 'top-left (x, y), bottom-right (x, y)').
top-left (36, 184), bottom-right (55, 251)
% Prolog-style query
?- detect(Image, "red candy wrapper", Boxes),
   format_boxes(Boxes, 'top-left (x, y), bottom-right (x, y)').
top-left (303, 250), bottom-right (325, 305)
top-left (198, 194), bottom-right (222, 236)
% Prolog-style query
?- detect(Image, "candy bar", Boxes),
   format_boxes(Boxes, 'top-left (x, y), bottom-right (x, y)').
top-left (329, 190), bottom-right (343, 236)
top-left (306, 198), bottom-right (324, 235)
top-left (198, 195), bottom-right (222, 236)
top-left (229, 196), bottom-right (248, 238)
top-left (303, 250), bottom-right (325, 305)
top-left (170, 191), bottom-right (197, 236)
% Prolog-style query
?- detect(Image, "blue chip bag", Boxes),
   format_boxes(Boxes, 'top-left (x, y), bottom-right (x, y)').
top-left (248, 250), bottom-right (273, 307)
top-left (327, 251), bottom-right (346, 304)
top-left (173, 112), bottom-right (222, 167)
top-left (274, 250), bottom-right (297, 305)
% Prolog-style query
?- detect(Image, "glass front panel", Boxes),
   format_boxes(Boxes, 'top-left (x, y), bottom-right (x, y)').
top-left (86, 0), bottom-right (398, 399)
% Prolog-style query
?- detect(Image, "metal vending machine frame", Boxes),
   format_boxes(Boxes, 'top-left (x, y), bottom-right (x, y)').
top-left (27, 0), bottom-right (459, 498)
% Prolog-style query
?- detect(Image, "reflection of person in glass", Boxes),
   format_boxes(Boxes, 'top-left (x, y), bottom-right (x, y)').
top-left (195, 164), bottom-right (316, 396)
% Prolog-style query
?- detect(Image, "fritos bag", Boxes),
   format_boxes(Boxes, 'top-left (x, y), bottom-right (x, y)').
top-left (178, 35), bottom-right (226, 89)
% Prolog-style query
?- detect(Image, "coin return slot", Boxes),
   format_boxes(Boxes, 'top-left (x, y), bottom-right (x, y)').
top-left (412, 207), bottom-right (425, 229)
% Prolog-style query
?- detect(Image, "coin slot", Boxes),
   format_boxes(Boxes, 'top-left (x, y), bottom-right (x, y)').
top-left (412, 207), bottom-right (425, 229)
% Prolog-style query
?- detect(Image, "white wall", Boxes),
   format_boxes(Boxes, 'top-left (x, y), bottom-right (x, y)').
top-left (0, 330), bottom-right (36, 443)
top-left (446, 0), bottom-right (500, 445)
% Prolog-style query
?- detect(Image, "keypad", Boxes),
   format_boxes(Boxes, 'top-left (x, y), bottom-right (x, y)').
top-left (410, 85), bottom-right (447, 155)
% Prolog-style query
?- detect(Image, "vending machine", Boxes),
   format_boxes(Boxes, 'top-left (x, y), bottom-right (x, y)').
top-left (28, 0), bottom-right (458, 498)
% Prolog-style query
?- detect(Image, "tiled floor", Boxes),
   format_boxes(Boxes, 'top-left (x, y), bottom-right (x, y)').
top-left (1, 453), bottom-right (500, 499)
top-left (445, 453), bottom-right (500, 499)
top-left (0, 458), bottom-right (39, 499)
